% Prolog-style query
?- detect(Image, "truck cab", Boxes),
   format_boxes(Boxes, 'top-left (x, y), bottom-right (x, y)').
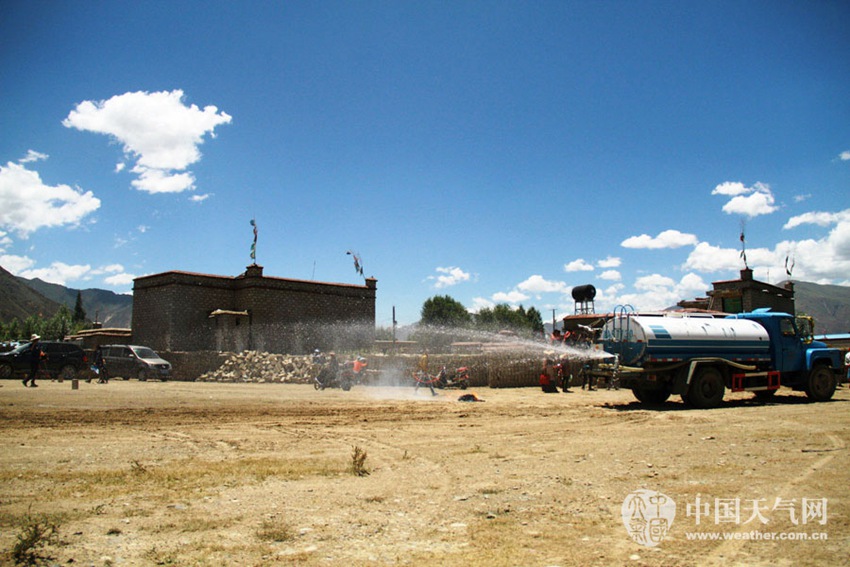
top-left (727, 309), bottom-right (841, 399)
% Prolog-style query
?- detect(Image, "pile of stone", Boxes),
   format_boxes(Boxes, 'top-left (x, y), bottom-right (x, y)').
top-left (197, 351), bottom-right (319, 384)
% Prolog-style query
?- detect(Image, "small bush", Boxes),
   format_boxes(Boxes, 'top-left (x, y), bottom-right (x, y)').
top-left (11, 513), bottom-right (58, 566)
top-left (351, 445), bottom-right (370, 477)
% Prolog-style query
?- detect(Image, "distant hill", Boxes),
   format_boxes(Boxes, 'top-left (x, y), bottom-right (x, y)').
top-left (20, 276), bottom-right (133, 328)
top-left (0, 265), bottom-right (63, 322)
top-left (785, 280), bottom-right (850, 335)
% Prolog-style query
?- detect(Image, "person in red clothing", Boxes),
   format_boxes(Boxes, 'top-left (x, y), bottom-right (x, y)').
top-left (540, 356), bottom-right (559, 393)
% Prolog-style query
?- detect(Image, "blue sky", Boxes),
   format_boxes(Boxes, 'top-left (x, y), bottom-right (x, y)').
top-left (1, 1), bottom-right (848, 327)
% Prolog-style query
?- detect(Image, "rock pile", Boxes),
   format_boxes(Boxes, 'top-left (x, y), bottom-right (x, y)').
top-left (197, 351), bottom-right (318, 384)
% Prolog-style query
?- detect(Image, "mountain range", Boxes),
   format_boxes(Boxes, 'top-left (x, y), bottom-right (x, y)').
top-left (1, 265), bottom-right (848, 335)
top-left (0, 265), bottom-right (133, 328)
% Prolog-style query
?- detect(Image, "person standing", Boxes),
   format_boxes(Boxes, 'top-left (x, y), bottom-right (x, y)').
top-left (94, 345), bottom-right (109, 384)
top-left (23, 334), bottom-right (44, 388)
top-left (415, 349), bottom-right (437, 396)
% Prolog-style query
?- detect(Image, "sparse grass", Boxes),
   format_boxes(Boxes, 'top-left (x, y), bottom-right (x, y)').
top-left (142, 545), bottom-right (178, 565)
top-left (11, 456), bottom-right (347, 501)
top-left (351, 445), bottom-right (370, 477)
top-left (10, 512), bottom-right (59, 566)
top-left (256, 518), bottom-right (293, 542)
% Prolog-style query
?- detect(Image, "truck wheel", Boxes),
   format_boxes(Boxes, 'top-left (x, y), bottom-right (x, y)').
top-left (805, 365), bottom-right (835, 402)
top-left (687, 367), bottom-right (725, 409)
top-left (0, 363), bottom-right (12, 379)
top-left (632, 387), bottom-right (671, 405)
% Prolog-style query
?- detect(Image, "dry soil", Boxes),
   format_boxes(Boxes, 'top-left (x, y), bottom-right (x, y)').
top-left (0, 379), bottom-right (848, 566)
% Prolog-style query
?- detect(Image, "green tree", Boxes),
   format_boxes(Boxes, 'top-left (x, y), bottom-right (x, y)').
top-left (420, 295), bottom-right (472, 328)
top-left (414, 295), bottom-right (472, 351)
top-left (73, 291), bottom-right (87, 323)
top-left (524, 306), bottom-right (544, 334)
top-left (474, 303), bottom-right (544, 338)
top-left (6, 318), bottom-right (21, 341)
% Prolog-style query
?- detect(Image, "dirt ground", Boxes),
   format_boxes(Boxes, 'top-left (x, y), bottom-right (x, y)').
top-left (0, 378), bottom-right (848, 566)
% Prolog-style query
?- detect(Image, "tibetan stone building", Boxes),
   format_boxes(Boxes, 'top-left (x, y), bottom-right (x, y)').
top-left (132, 264), bottom-right (376, 354)
top-left (678, 268), bottom-right (795, 315)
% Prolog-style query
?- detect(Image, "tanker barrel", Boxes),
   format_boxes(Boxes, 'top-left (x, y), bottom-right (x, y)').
top-left (572, 284), bottom-right (596, 302)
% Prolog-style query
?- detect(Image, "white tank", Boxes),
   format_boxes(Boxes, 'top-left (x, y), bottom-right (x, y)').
top-left (600, 314), bottom-right (770, 366)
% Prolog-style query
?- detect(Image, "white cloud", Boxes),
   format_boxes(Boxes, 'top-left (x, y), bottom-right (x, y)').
top-left (598, 270), bottom-right (622, 281)
top-left (63, 90), bottom-right (232, 194)
top-left (683, 242), bottom-right (778, 273)
top-left (683, 208), bottom-right (850, 283)
top-left (516, 275), bottom-right (568, 294)
top-left (793, 193), bottom-right (811, 203)
top-left (784, 209), bottom-right (850, 230)
top-left (0, 159), bottom-right (101, 237)
top-left (564, 258), bottom-right (594, 272)
top-left (492, 290), bottom-right (530, 304)
top-left (678, 272), bottom-right (709, 294)
top-left (0, 254), bottom-right (36, 273)
top-left (621, 229), bottom-right (698, 249)
top-left (18, 261), bottom-right (92, 286)
top-left (91, 263), bottom-right (124, 275)
top-left (714, 181), bottom-right (778, 218)
top-left (634, 274), bottom-right (677, 291)
top-left (711, 181), bottom-right (751, 196)
top-left (104, 272), bottom-right (137, 287)
top-left (683, 242), bottom-right (742, 273)
top-left (130, 164), bottom-right (196, 194)
top-left (839, 150), bottom-right (850, 161)
top-left (114, 162), bottom-right (126, 173)
top-left (20, 150), bottom-right (48, 164)
top-left (190, 193), bottom-right (211, 203)
top-left (610, 273), bottom-right (710, 312)
top-left (774, 214), bottom-right (850, 282)
top-left (597, 256), bottom-right (621, 268)
top-left (0, 230), bottom-right (12, 249)
top-left (469, 297), bottom-right (495, 313)
top-left (430, 266), bottom-right (472, 288)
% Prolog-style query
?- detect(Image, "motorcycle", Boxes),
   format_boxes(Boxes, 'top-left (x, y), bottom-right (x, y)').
top-left (314, 354), bottom-right (369, 392)
top-left (435, 366), bottom-right (470, 389)
top-left (313, 353), bottom-right (352, 391)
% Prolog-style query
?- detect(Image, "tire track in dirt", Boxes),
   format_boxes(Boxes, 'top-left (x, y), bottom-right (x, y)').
top-left (701, 432), bottom-right (845, 566)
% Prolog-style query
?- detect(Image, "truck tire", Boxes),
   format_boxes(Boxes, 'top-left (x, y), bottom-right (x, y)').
top-left (805, 365), bottom-right (836, 402)
top-left (632, 387), bottom-right (671, 405)
top-left (0, 362), bottom-right (12, 379)
top-left (687, 366), bottom-right (725, 409)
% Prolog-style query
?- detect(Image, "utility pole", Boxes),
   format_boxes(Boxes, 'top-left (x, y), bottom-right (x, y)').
top-left (392, 306), bottom-right (398, 355)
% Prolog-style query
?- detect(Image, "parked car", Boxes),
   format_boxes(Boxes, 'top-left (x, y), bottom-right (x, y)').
top-left (100, 345), bottom-right (171, 381)
top-left (0, 341), bottom-right (88, 380)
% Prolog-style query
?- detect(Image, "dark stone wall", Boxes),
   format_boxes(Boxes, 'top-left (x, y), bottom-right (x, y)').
top-left (132, 268), bottom-right (376, 354)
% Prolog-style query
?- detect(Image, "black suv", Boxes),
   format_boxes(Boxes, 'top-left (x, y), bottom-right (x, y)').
top-left (0, 341), bottom-right (88, 381)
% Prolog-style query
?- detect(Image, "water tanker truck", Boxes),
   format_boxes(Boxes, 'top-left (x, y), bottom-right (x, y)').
top-left (591, 307), bottom-right (842, 409)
